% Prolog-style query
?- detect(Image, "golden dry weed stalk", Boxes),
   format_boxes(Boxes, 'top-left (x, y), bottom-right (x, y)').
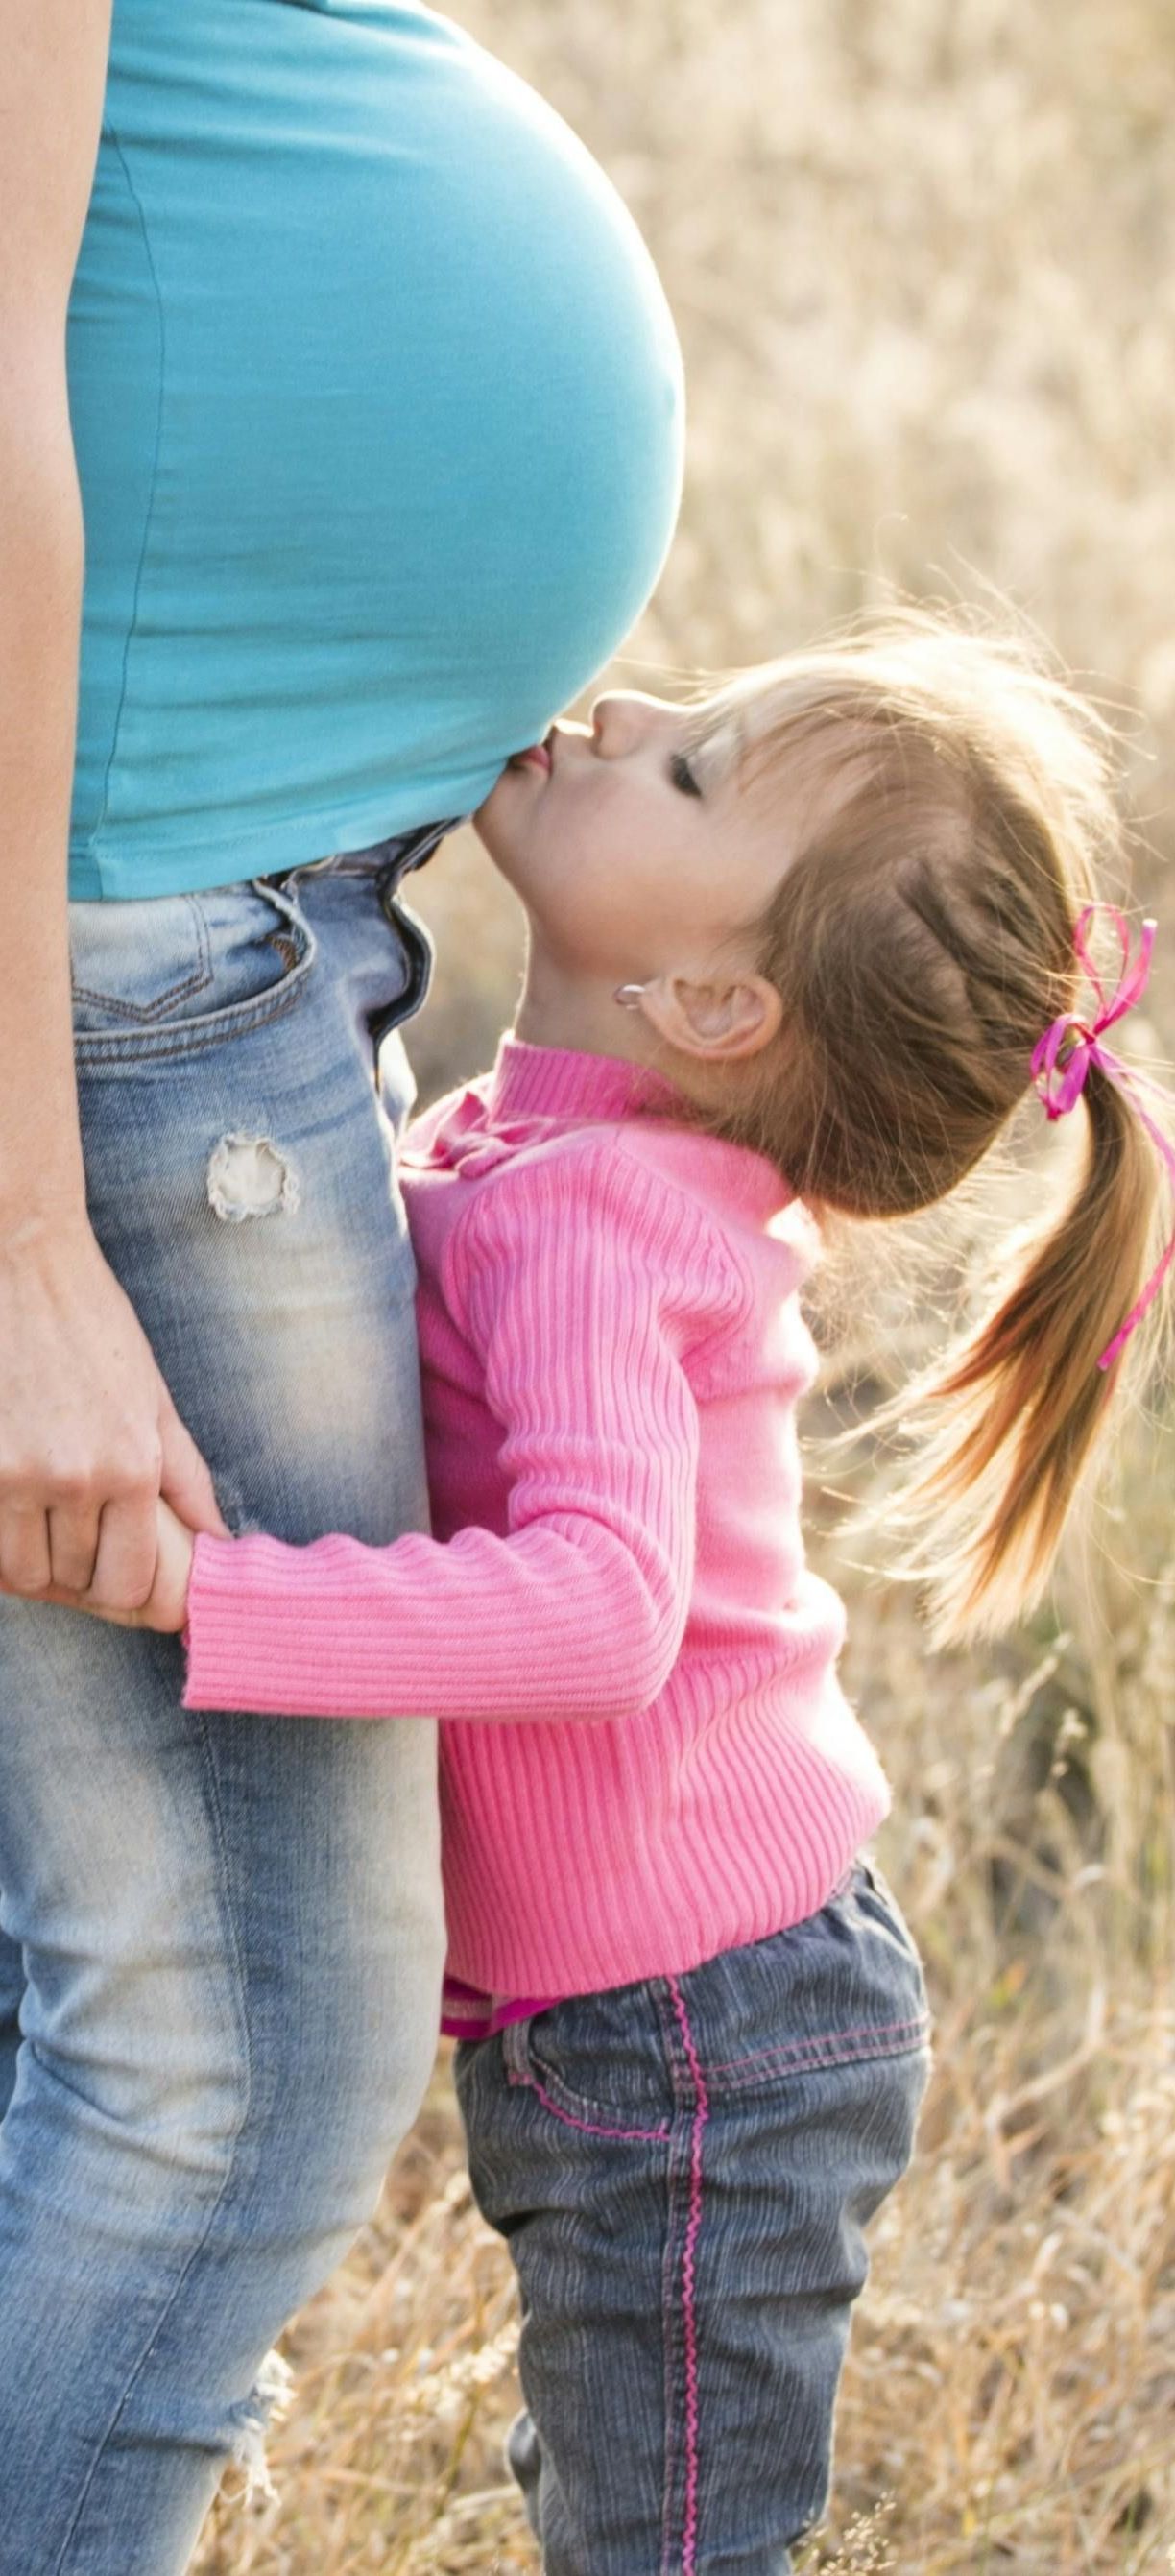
top-left (195, 0), bottom-right (1175, 2565)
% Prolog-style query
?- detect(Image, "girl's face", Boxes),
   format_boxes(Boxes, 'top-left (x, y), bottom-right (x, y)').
top-left (475, 691), bottom-right (789, 991)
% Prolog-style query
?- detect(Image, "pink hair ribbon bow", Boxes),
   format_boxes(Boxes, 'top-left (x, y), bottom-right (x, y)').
top-left (1031, 903), bottom-right (1175, 1369)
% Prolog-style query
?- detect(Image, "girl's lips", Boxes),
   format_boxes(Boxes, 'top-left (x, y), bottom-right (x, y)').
top-left (508, 737), bottom-right (553, 775)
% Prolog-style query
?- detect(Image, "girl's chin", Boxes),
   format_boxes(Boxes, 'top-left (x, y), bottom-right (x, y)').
top-left (475, 761), bottom-right (528, 825)
top-left (470, 807), bottom-right (524, 880)
top-left (471, 785), bottom-right (509, 847)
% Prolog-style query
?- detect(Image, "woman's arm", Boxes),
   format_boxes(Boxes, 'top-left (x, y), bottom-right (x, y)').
top-left (0, 0), bottom-right (225, 1609)
top-left (180, 1147), bottom-right (727, 1721)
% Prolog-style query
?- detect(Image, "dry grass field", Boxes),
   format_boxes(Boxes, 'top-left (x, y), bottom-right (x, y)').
top-left (195, 2), bottom-right (1175, 2567)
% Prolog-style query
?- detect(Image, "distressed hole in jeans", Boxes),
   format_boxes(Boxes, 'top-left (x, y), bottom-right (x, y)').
top-left (221, 2347), bottom-right (297, 2508)
top-left (207, 1132), bottom-right (300, 1222)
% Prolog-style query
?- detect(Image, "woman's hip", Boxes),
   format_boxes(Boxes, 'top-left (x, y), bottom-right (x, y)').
top-left (67, 853), bottom-right (434, 1547)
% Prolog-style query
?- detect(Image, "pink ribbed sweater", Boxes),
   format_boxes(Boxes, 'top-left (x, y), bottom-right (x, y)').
top-left (183, 1039), bottom-right (890, 2005)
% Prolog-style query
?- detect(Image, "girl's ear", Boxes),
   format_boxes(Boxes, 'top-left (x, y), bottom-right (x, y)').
top-left (638, 972), bottom-right (782, 1062)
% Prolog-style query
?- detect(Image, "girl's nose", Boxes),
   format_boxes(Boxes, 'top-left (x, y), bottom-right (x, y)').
top-left (589, 692), bottom-right (666, 757)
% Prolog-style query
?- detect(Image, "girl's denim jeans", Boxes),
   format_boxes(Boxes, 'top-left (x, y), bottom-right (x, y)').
top-left (0, 847), bottom-right (448, 2575)
top-left (455, 1860), bottom-right (931, 2575)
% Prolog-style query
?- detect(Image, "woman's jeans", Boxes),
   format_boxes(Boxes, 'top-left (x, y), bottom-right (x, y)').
top-left (0, 846), bottom-right (448, 2576)
top-left (455, 1861), bottom-right (931, 2576)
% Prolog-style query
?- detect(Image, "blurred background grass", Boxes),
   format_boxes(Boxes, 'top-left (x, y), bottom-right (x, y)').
top-left (194, 1), bottom-right (1175, 2565)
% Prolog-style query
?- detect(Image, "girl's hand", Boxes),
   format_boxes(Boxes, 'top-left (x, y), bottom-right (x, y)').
top-left (0, 1498), bottom-right (196, 1631)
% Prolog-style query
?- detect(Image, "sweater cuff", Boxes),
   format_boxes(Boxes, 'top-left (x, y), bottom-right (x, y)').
top-left (182, 1530), bottom-right (353, 1717)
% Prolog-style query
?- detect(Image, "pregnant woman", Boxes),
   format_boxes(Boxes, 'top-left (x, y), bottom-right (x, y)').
top-left (0, 4), bottom-right (683, 2567)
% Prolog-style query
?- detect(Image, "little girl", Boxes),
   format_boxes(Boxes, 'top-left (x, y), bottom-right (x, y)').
top-left (51, 615), bottom-right (1172, 2571)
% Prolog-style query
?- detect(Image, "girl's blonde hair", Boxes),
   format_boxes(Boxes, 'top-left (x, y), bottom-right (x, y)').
top-left (692, 613), bottom-right (1165, 1645)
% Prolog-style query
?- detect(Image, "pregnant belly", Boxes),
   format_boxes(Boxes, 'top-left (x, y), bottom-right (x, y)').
top-left (66, 0), bottom-right (684, 862)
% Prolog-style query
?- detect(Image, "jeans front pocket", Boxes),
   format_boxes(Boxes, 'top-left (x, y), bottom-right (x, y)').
top-left (71, 879), bottom-right (316, 1061)
top-left (501, 1981), bottom-right (676, 2137)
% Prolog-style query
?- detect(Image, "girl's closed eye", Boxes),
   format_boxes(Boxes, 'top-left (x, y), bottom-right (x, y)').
top-left (669, 748), bottom-right (703, 797)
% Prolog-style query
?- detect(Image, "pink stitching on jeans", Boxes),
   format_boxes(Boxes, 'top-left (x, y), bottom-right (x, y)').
top-left (513, 2067), bottom-right (670, 2144)
top-left (666, 1976), bottom-right (708, 2576)
top-left (707, 2011), bottom-right (928, 2076)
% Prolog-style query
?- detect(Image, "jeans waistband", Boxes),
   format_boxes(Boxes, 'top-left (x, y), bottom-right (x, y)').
top-left (259, 816), bottom-right (458, 898)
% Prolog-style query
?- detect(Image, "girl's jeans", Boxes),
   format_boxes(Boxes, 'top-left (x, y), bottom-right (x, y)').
top-left (0, 848), bottom-right (448, 2576)
top-left (455, 1861), bottom-right (931, 2576)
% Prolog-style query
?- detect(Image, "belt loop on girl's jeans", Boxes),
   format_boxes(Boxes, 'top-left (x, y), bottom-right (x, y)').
top-left (500, 2018), bottom-right (533, 2079)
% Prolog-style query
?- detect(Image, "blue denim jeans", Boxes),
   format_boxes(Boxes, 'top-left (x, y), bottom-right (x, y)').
top-left (455, 1861), bottom-right (931, 2575)
top-left (0, 845), bottom-right (449, 2574)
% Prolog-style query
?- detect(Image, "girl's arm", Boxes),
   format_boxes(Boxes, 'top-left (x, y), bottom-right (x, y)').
top-left (182, 1146), bottom-right (734, 1721)
top-left (0, 0), bottom-right (225, 1610)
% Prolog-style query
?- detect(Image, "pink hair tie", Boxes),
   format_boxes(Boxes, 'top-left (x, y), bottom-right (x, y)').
top-left (1031, 903), bottom-right (1175, 1369)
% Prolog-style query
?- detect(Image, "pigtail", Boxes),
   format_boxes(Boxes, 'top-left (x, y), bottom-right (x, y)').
top-left (686, 612), bottom-right (1171, 1647)
top-left (880, 1061), bottom-right (1165, 1643)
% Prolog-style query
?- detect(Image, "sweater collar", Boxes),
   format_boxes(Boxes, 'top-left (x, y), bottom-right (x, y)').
top-left (484, 1035), bottom-right (683, 1130)
top-left (409, 1035), bottom-right (800, 1224)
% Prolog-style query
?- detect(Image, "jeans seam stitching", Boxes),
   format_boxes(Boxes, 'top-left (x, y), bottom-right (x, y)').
top-left (71, 969), bottom-right (213, 1022)
top-left (50, 1710), bottom-right (255, 2574)
top-left (73, 951), bottom-right (315, 1064)
top-left (664, 1977), bottom-right (708, 2576)
top-left (71, 897), bottom-right (214, 1026)
top-left (706, 2010), bottom-right (930, 2077)
top-left (657, 2000), bottom-right (683, 2576)
top-left (509, 2064), bottom-right (670, 2143)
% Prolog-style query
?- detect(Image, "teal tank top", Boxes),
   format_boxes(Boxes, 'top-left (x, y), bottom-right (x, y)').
top-left (65, 1), bottom-right (684, 898)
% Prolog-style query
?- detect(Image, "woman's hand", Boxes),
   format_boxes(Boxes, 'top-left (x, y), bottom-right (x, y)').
top-left (0, 1495), bottom-right (197, 1632)
top-left (0, 1217), bottom-right (227, 1604)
